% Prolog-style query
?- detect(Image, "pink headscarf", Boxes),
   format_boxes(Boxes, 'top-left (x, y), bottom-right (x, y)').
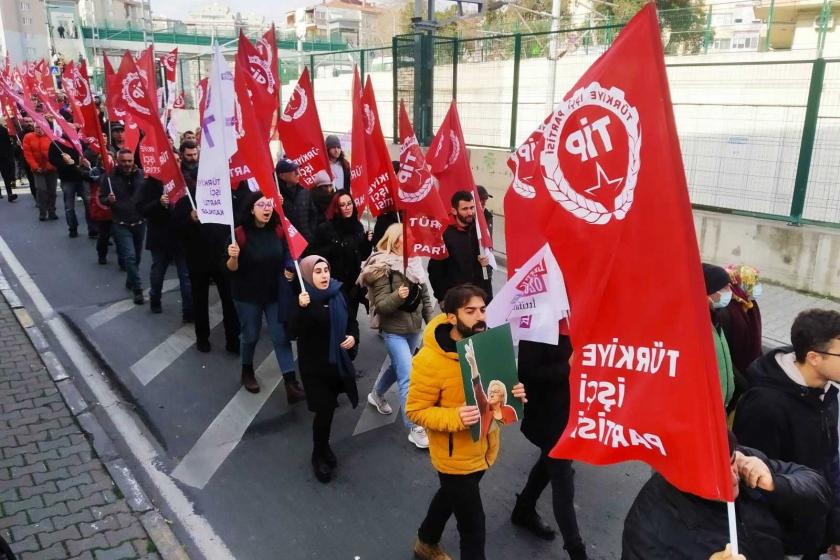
top-left (299, 254), bottom-right (328, 285)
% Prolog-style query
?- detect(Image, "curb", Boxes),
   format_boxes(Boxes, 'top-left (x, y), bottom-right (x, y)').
top-left (0, 270), bottom-right (191, 560)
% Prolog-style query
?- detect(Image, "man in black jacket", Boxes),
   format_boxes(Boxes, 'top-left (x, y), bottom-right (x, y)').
top-left (48, 141), bottom-right (96, 238)
top-left (510, 328), bottom-right (588, 559)
top-left (428, 190), bottom-right (492, 304)
top-left (733, 308), bottom-right (840, 558)
top-left (16, 115), bottom-right (36, 202)
top-left (173, 152), bottom-right (239, 354)
top-left (101, 149), bottom-right (146, 304)
top-left (622, 441), bottom-right (831, 559)
top-left (275, 158), bottom-right (318, 242)
top-left (0, 122), bottom-right (19, 201)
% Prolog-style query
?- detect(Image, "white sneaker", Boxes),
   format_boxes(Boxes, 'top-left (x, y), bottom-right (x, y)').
top-left (408, 426), bottom-right (429, 449)
top-left (367, 391), bottom-right (392, 415)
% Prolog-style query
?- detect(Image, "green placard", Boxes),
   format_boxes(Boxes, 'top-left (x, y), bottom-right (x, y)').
top-left (457, 323), bottom-right (522, 442)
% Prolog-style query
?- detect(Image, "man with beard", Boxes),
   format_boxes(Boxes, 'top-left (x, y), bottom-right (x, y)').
top-left (174, 140), bottom-right (240, 354)
top-left (428, 191), bottom-right (493, 306)
top-left (101, 149), bottom-right (146, 304)
top-left (407, 284), bottom-right (527, 560)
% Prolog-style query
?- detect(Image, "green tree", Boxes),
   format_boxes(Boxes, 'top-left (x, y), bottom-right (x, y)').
top-left (600, 0), bottom-right (708, 54)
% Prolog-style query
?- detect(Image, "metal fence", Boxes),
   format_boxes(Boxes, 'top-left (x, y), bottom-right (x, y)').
top-left (276, 4), bottom-right (840, 227)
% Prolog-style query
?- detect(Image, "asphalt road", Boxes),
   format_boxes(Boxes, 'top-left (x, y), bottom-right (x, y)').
top-left (0, 191), bottom-right (649, 560)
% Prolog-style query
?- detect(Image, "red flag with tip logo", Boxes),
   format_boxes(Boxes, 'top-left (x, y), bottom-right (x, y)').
top-left (104, 55), bottom-right (140, 153)
top-left (360, 77), bottom-right (397, 216)
top-left (427, 101), bottom-right (493, 249)
top-left (160, 48), bottom-right (178, 83)
top-left (349, 67), bottom-right (368, 212)
top-left (236, 30), bottom-right (279, 141)
top-left (276, 67), bottom-right (331, 189)
top-left (66, 60), bottom-right (111, 173)
top-left (521, 4), bottom-right (733, 502)
top-left (113, 53), bottom-right (186, 205)
top-left (397, 101), bottom-right (449, 263)
top-left (233, 51), bottom-right (308, 259)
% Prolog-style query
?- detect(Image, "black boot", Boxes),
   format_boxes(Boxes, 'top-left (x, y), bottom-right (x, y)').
top-left (322, 444), bottom-right (337, 469)
top-left (284, 378), bottom-right (306, 404)
top-left (511, 493), bottom-right (556, 541)
top-left (311, 448), bottom-right (332, 483)
top-left (241, 364), bottom-right (259, 393)
top-left (565, 542), bottom-right (588, 560)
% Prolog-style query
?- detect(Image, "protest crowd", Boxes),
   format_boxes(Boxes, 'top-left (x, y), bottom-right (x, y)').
top-left (1, 6), bottom-right (840, 560)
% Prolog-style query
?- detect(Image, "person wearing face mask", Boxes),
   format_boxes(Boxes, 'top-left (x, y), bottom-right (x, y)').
top-left (406, 284), bottom-right (527, 560)
top-left (226, 192), bottom-right (305, 401)
top-left (288, 255), bottom-right (359, 484)
top-left (703, 263), bottom-right (735, 408)
top-left (720, 265), bottom-right (763, 379)
top-left (306, 192), bottom-right (372, 329)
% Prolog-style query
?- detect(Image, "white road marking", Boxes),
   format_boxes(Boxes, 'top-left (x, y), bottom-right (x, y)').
top-left (131, 302), bottom-right (223, 385)
top-left (172, 352), bottom-right (282, 489)
top-left (352, 356), bottom-right (400, 436)
top-left (0, 235), bottom-right (234, 560)
top-left (87, 278), bottom-right (180, 329)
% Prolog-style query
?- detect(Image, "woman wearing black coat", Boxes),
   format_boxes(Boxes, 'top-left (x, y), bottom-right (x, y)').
top-left (288, 255), bottom-right (359, 484)
top-left (305, 192), bottom-right (372, 325)
top-left (512, 329), bottom-right (588, 560)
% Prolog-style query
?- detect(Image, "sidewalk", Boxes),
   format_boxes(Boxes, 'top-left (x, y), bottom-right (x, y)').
top-left (0, 296), bottom-right (160, 559)
top-left (760, 283), bottom-right (840, 348)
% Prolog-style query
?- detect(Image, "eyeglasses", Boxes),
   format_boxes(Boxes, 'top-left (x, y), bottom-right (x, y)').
top-left (254, 201), bottom-right (274, 209)
top-left (815, 350), bottom-right (840, 358)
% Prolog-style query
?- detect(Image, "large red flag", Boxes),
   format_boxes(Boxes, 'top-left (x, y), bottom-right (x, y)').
top-left (397, 101), bottom-right (449, 262)
top-left (361, 77), bottom-right (397, 216)
top-left (0, 78), bottom-right (67, 149)
top-left (349, 67), bottom-right (368, 211)
top-left (233, 55), bottom-right (308, 258)
top-left (60, 62), bottom-right (86, 126)
top-left (113, 53), bottom-right (186, 205)
top-left (65, 60), bottom-right (111, 172)
top-left (276, 67), bottom-right (331, 189)
top-left (522, 4), bottom-right (733, 502)
top-left (196, 78), bottom-right (208, 122)
top-left (104, 55), bottom-right (140, 153)
top-left (135, 46), bottom-right (157, 95)
top-left (427, 101), bottom-right (493, 248)
top-left (236, 30), bottom-right (278, 141)
top-left (160, 48), bottom-right (178, 83)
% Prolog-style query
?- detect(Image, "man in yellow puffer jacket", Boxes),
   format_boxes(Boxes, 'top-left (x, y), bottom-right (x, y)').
top-left (407, 284), bottom-right (526, 560)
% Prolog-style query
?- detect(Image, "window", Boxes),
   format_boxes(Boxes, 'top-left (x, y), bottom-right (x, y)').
top-left (731, 35), bottom-right (758, 49)
top-left (734, 18), bottom-right (743, 23)
top-left (19, 1), bottom-right (29, 10)
top-left (713, 38), bottom-right (731, 49)
top-left (21, 16), bottom-right (31, 25)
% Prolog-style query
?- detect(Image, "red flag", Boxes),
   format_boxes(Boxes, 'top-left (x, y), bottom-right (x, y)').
top-left (106, 54), bottom-right (141, 153)
top-left (349, 68), bottom-right (367, 211)
top-left (35, 91), bottom-right (83, 154)
top-left (172, 91), bottom-right (185, 109)
top-left (258, 25), bottom-right (282, 141)
top-left (135, 46), bottom-right (158, 95)
top-left (233, 62), bottom-right (308, 258)
top-left (397, 101), bottom-right (449, 262)
top-left (531, 4), bottom-right (732, 502)
top-left (34, 59), bottom-right (55, 100)
top-left (236, 30), bottom-right (278, 141)
top-left (196, 78), bottom-right (208, 121)
top-left (427, 101), bottom-right (492, 248)
top-left (60, 62), bottom-right (86, 127)
top-left (0, 78), bottom-right (67, 148)
top-left (160, 48), bottom-right (178, 83)
top-left (361, 77), bottom-right (397, 216)
top-left (113, 53), bottom-right (186, 205)
top-left (503, 120), bottom-right (555, 277)
top-left (276, 67), bottom-right (331, 189)
top-left (66, 60), bottom-right (111, 172)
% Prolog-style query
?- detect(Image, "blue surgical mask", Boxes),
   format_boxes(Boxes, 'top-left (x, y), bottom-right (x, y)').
top-left (712, 290), bottom-right (732, 309)
top-left (750, 283), bottom-right (763, 300)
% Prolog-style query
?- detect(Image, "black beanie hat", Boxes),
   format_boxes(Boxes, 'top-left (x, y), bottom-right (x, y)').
top-left (702, 263), bottom-right (730, 295)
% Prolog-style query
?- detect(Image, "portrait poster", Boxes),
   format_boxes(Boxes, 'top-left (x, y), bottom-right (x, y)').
top-left (457, 324), bottom-right (522, 442)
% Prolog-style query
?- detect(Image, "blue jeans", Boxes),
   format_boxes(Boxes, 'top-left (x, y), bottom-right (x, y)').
top-left (149, 248), bottom-right (192, 314)
top-left (234, 300), bottom-right (296, 378)
top-left (112, 223), bottom-right (145, 291)
top-left (62, 180), bottom-right (95, 234)
top-left (374, 331), bottom-right (421, 428)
